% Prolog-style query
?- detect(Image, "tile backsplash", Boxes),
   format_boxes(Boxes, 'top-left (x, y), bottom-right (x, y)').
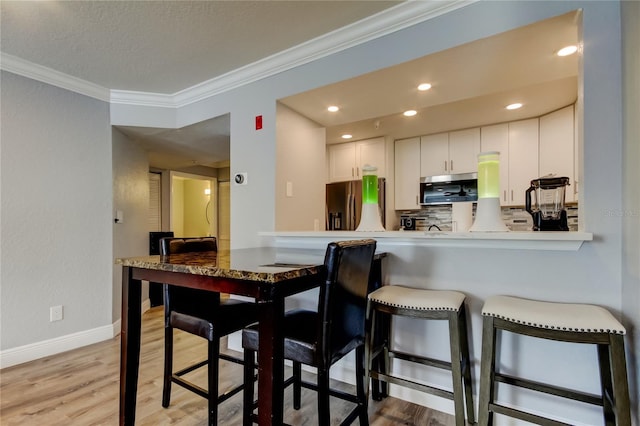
top-left (400, 203), bottom-right (579, 232)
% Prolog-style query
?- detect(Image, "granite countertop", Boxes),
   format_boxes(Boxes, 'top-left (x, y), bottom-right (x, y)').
top-left (116, 247), bottom-right (325, 283)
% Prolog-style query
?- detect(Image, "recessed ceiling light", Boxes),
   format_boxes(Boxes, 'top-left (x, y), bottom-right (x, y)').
top-left (506, 103), bottom-right (523, 110)
top-left (403, 110), bottom-right (417, 117)
top-left (417, 83), bottom-right (432, 91)
top-left (341, 134), bottom-right (353, 139)
top-left (556, 45), bottom-right (578, 57)
top-left (327, 106), bottom-right (339, 112)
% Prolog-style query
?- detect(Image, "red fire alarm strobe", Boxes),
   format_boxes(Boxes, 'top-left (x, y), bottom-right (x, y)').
top-left (255, 115), bottom-right (263, 130)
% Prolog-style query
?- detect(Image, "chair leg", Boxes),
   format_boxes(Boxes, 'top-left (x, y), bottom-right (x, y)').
top-left (317, 368), bottom-right (331, 426)
top-left (609, 334), bottom-right (631, 426)
top-left (243, 349), bottom-right (255, 426)
top-left (162, 326), bottom-right (173, 408)
top-left (355, 345), bottom-right (369, 425)
top-left (448, 311), bottom-right (466, 426)
top-left (293, 361), bottom-right (302, 410)
top-left (478, 316), bottom-right (497, 426)
top-left (364, 300), bottom-right (375, 403)
top-left (207, 339), bottom-right (220, 426)
top-left (459, 304), bottom-right (475, 424)
top-left (598, 343), bottom-right (615, 426)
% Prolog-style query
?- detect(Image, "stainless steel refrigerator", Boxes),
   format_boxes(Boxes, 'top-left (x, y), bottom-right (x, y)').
top-left (326, 178), bottom-right (386, 230)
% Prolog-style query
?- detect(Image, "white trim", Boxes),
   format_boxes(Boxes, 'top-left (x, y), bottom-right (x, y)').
top-left (0, 323), bottom-right (116, 369)
top-left (261, 231), bottom-right (594, 251)
top-left (1, 1), bottom-right (472, 108)
top-left (0, 300), bottom-right (151, 369)
top-left (0, 52), bottom-right (110, 102)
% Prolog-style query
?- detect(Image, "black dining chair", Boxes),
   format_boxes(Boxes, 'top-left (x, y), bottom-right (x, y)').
top-left (160, 237), bottom-right (258, 426)
top-left (242, 239), bottom-right (377, 425)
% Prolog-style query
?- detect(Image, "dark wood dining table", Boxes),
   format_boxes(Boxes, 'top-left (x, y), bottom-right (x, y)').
top-left (117, 246), bottom-right (386, 425)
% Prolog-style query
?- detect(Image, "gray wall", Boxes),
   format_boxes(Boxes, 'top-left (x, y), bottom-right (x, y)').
top-left (621, 0), bottom-right (640, 413)
top-left (1, 72), bottom-right (112, 351)
top-left (112, 128), bottom-right (150, 321)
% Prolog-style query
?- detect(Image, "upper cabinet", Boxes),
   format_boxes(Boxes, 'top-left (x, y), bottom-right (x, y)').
top-left (327, 137), bottom-right (386, 182)
top-left (420, 128), bottom-right (480, 176)
top-left (507, 118), bottom-right (539, 206)
top-left (480, 119), bottom-right (539, 206)
top-left (396, 104), bottom-right (576, 210)
top-left (480, 123), bottom-right (510, 203)
top-left (539, 105), bottom-right (575, 202)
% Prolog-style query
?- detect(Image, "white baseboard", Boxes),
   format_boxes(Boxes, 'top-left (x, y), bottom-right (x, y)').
top-left (0, 323), bottom-right (116, 369)
top-left (0, 299), bottom-right (152, 369)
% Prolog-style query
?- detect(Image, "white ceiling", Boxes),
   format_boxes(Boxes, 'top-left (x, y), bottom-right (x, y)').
top-left (1, 2), bottom-right (579, 169)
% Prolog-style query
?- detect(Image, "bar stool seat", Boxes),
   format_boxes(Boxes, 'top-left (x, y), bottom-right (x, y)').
top-left (365, 285), bottom-right (475, 426)
top-left (479, 295), bottom-right (631, 426)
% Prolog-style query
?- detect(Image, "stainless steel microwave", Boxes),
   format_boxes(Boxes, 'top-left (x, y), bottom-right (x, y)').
top-left (420, 172), bottom-right (478, 205)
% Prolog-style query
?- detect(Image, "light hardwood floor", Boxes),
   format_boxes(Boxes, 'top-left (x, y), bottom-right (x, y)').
top-left (0, 307), bottom-right (454, 425)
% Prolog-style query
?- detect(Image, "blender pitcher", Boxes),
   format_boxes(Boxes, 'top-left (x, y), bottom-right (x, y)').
top-left (525, 177), bottom-right (570, 231)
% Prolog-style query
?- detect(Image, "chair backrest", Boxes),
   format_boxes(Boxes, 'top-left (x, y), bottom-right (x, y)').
top-left (160, 237), bottom-right (218, 319)
top-left (160, 237), bottom-right (217, 255)
top-left (318, 239), bottom-right (376, 368)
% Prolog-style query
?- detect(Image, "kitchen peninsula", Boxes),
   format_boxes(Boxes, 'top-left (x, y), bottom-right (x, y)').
top-left (258, 230), bottom-right (603, 424)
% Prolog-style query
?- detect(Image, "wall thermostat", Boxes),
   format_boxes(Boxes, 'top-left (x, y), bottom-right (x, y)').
top-left (234, 172), bottom-right (247, 185)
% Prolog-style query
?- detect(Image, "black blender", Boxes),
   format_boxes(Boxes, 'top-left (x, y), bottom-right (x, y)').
top-left (525, 176), bottom-right (570, 231)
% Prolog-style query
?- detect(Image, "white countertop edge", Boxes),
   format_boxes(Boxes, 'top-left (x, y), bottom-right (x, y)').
top-left (259, 231), bottom-right (593, 251)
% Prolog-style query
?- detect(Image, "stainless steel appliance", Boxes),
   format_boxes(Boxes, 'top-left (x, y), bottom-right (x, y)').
top-left (326, 178), bottom-right (385, 230)
top-left (525, 176), bottom-right (570, 231)
top-left (420, 173), bottom-right (478, 205)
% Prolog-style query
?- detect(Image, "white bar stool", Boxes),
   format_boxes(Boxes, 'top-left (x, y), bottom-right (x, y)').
top-left (479, 295), bottom-right (631, 426)
top-left (364, 285), bottom-right (475, 426)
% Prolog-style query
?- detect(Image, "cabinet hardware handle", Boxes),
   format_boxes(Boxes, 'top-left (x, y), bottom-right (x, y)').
top-left (503, 190), bottom-right (507, 202)
top-left (444, 160), bottom-right (447, 171)
top-left (352, 167), bottom-right (355, 177)
top-left (511, 190), bottom-right (514, 201)
top-left (450, 160), bottom-right (453, 171)
top-left (356, 167), bottom-right (359, 178)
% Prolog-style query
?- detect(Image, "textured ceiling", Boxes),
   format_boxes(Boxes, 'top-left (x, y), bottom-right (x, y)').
top-left (0, 0), bottom-right (400, 93)
top-left (1, 2), bottom-right (579, 170)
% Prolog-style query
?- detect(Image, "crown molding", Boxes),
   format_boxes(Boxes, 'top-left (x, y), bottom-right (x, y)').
top-left (0, 52), bottom-right (111, 102)
top-left (3, 0), bottom-right (473, 108)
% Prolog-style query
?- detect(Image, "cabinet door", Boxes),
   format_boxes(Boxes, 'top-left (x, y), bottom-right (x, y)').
top-left (356, 137), bottom-right (386, 178)
top-left (481, 124), bottom-right (510, 204)
top-left (395, 137), bottom-right (421, 210)
top-left (420, 133), bottom-right (448, 176)
top-left (328, 143), bottom-right (356, 182)
top-left (508, 119), bottom-right (539, 206)
top-left (449, 128), bottom-right (480, 174)
top-left (539, 105), bottom-right (575, 202)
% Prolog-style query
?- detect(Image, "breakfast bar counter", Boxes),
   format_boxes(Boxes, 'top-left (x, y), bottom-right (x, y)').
top-left (260, 230), bottom-right (593, 251)
top-left (256, 230), bottom-right (617, 425)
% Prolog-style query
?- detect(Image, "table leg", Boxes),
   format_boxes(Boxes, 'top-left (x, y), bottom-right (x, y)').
top-left (257, 297), bottom-right (285, 425)
top-left (119, 266), bottom-right (142, 426)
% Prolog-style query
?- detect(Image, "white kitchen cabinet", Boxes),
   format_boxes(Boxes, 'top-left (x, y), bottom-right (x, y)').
top-left (508, 118), bottom-right (539, 206)
top-left (480, 123), bottom-right (510, 203)
top-left (327, 137), bottom-right (386, 182)
top-left (539, 105), bottom-right (575, 202)
top-left (394, 137), bottom-right (421, 210)
top-left (419, 133), bottom-right (449, 176)
top-left (448, 128), bottom-right (481, 174)
top-left (420, 129), bottom-right (479, 177)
